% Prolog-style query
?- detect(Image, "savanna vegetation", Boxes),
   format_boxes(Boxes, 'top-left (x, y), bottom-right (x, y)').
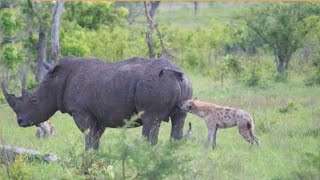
top-left (1, 2), bottom-right (320, 179)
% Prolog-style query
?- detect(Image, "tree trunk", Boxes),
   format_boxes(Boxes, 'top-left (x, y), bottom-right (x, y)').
top-left (36, 24), bottom-right (47, 82)
top-left (276, 54), bottom-right (292, 73)
top-left (144, 2), bottom-right (158, 59)
top-left (194, 2), bottom-right (198, 16)
top-left (50, 1), bottom-right (64, 64)
top-left (149, 1), bottom-right (160, 19)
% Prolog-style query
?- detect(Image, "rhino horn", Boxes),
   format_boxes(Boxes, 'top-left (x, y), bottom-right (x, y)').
top-left (1, 81), bottom-right (17, 108)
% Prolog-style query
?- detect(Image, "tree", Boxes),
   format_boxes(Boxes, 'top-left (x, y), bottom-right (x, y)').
top-left (50, 2), bottom-right (64, 64)
top-left (23, 1), bottom-right (53, 82)
top-left (241, 3), bottom-right (320, 73)
top-left (144, 1), bottom-right (160, 58)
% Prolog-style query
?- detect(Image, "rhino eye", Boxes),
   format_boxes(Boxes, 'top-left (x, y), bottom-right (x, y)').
top-left (30, 97), bottom-right (39, 104)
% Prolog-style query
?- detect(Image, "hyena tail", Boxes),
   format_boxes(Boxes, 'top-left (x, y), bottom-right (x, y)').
top-left (248, 122), bottom-right (260, 145)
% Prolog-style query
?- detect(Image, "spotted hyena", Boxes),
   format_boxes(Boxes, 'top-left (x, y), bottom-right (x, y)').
top-left (180, 98), bottom-right (259, 149)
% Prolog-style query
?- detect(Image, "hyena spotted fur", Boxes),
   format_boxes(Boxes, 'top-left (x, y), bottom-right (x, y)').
top-left (180, 98), bottom-right (259, 149)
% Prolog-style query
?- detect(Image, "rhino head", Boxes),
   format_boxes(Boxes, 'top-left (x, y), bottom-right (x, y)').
top-left (2, 65), bottom-right (58, 127)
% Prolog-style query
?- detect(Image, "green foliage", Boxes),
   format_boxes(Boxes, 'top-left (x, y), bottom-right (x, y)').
top-left (85, 26), bottom-right (146, 61)
top-left (225, 54), bottom-right (242, 75)
top-left (305, 54), bottom-right (320, 86)
top-left (27, 78), bottom-right (38, 91)
top-left (64, 2), bottom-right (128, 30)
top-left (242, 68), bottom-right (261, 87)
top-left (0, 43), bottom-right (25, 69)
top-left (274, 71), bottom-right (289, 83)
top-left (240, 3), bottom-right (320, 72)
top-left (0, 91), bottom-right (5, 104)
top-left (0, 8), bottom-right (24, 37)
top-left (278, 101), bottom-right (298, 113)
top-left (75, 127), bottom-right (192, 179)
top-left (8, 156), bottom-right (31, 180)
top-left (60, 22), bottom-right (90, 57)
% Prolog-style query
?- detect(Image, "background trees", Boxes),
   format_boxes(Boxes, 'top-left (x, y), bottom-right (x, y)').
top-left (240, 3), bottom-right (320, 73)
top-left (1, 2), bottom-right (320, 88)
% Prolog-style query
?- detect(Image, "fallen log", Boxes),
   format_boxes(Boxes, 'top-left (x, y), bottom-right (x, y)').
top-left (0, 145), bottom-right (59, 163)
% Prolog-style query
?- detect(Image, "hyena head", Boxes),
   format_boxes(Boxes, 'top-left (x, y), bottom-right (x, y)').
top-left (180, 98), bottom-right (198, 113)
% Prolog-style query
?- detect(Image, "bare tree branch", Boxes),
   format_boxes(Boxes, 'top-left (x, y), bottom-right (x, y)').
top-left (143, 1), bottom-right (173, 59)
top-left (144, 1), bottom-right (155, 59)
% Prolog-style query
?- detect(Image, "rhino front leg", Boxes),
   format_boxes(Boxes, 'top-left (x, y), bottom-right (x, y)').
top-left (170, 111), bottom-right (187, 140)
top-left (72, 112), bottom-right (105, 150)
top-left (85, 127), bottom-right (105, 150)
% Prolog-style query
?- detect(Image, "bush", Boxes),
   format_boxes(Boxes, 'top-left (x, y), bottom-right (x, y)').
top-left (305, 56), bottom-right (320, 86)
top-left (69, 123), bottom-right (192, 179)
top-left (240, 66), bottom-right (262, 87)
top-left (278, 101), bottom-right (298, 113)
top-left (274, 72), bottom-right (288, 83)
top-left (0, 43), bottom-right (25, 69)
top-left (7, 155), bottom-right (31, 180)
top-left (225, 54), bottom-right (242, 76)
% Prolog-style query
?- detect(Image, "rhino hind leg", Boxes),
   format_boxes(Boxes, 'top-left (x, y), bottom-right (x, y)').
top-left (140, 112), bottom-right (165, 145)
top-left (170, 111), bottom-right (187, 140)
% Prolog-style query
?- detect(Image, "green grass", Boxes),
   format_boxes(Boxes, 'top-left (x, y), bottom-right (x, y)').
top-left (1, 72), bottom-right (319, 179)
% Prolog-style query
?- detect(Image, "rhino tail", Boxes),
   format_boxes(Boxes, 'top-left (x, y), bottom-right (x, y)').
top-left (159, 68), bottom-right (184, 82)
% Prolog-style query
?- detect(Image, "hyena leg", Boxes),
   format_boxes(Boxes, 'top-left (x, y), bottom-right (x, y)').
top-left (205, 128), bottom-right (214, 148)
top-left (238, 125), bottom-right (255, 145)
top-left (211, 126), bottom-right (218, 150)
top-left (249, 130), bottom-right (260, 145)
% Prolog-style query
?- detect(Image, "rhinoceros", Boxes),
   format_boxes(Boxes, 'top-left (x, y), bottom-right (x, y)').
top-left (2, 56), bottom-right (192, 150)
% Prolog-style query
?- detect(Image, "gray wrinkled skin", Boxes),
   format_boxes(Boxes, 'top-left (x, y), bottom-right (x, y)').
top-left (2, 56), bottom-right (192, 150)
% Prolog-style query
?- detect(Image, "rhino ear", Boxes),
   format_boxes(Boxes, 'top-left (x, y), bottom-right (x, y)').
top-left (159, 68), bottom-right (184, 82)
top-left (47, 65), bottom-right (61, 77)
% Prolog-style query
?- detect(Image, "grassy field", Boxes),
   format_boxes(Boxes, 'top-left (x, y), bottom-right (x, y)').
top-left (1, 71), bottom-right (319, 179)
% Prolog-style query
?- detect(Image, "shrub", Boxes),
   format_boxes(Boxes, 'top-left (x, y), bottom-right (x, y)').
top-left (241, 66), bottom-right (262, 87)
top-left (7, 155), bottom-right (31, 180)
top-left (70, 121), bottom-right (192, 179)
top-left (278, 101), bottom-right (298, 113)
top-left (274, 72), bottom-right (288, 83)
top-left (305, 56), bottom-right (320, 86)
top-left (225, 54), bottom-right (242, 76)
